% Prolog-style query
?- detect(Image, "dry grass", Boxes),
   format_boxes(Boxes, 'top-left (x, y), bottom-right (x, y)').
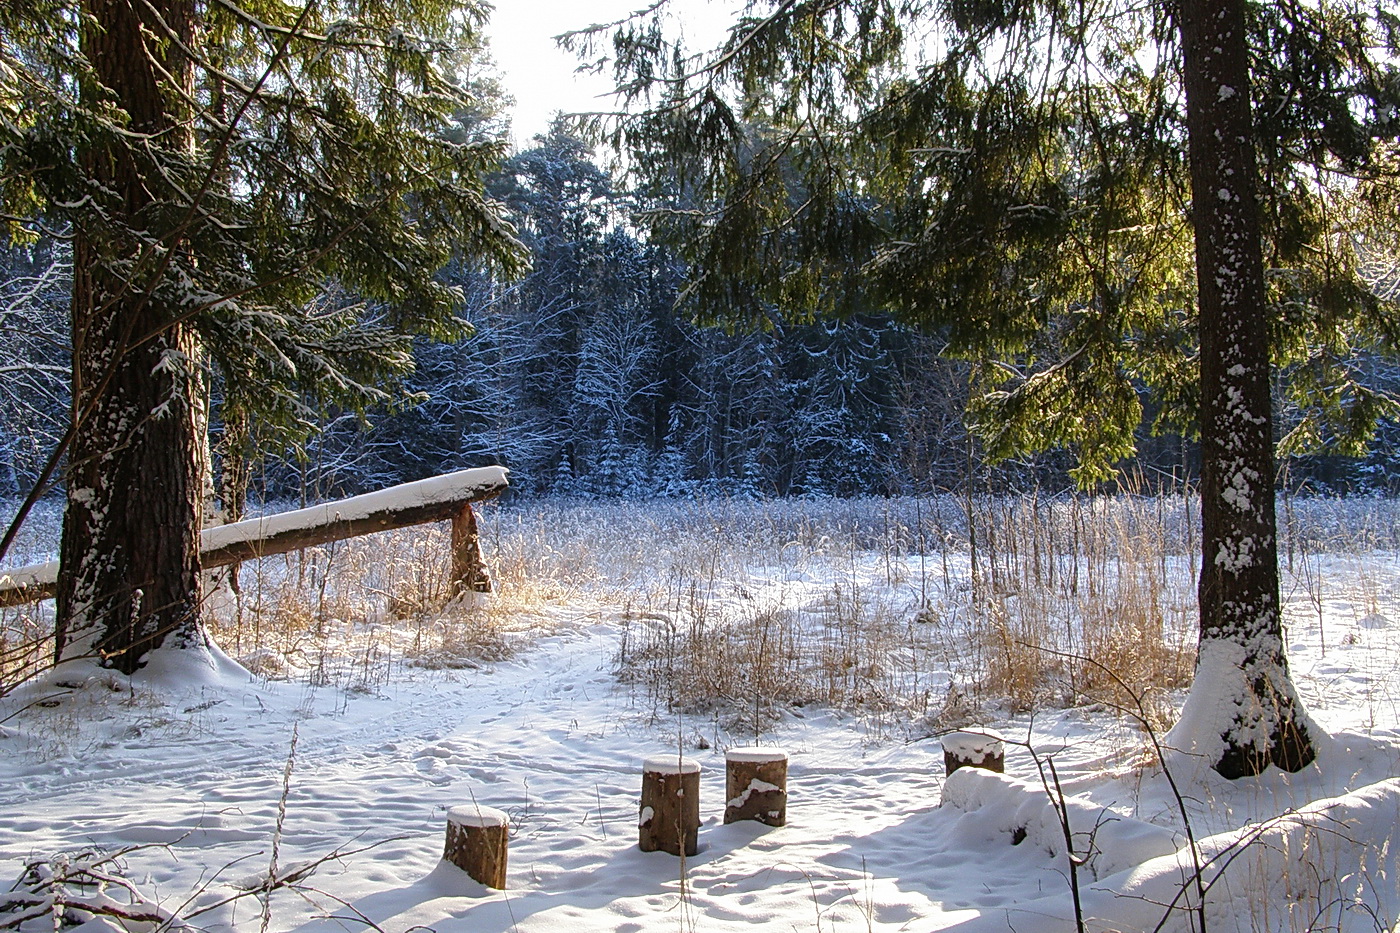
top-left (614, 573), bottom-right (933, 738)
top-left (206, 513), bottom-right (555, 689)
top-left (959, 494), bottom-right (1197, 730)
top-left (3, 492), bottom-right (1399, 731)
top-left (606, 493), bottom-right (1198, 740)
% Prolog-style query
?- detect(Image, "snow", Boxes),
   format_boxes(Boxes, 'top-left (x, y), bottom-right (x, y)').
top-left (941, 729), bottom-right (1004, 762)
top-left (642, 755), bottom-right (701, 775)
top-left (446, 805), bottom-right (509, 828)
top-left (727, 778), bottom-right (783, 810)
top-left (0, 558), bottom-right (57, 590)
top-left (3, 500), bottom-right (1400, 932)
top-left (200, 466), bottom-right (509, 552)
top-left (725, 746), bottom-right (788, 763)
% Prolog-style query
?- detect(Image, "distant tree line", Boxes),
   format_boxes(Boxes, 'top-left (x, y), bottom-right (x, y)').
top-left (2, 123), bottom-right (1398, 505)
top-left (246, 124), bottom-right (1400, 502)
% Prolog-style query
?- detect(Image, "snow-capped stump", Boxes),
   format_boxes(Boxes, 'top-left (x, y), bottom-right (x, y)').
top-left (444, 804), bottom-right (509, 889)
top-left (639, 756), bottom-right (700, 856)
top-left (724, 746), bottom-right (788, 827)
top-left (941, 729), bottom-right (1005, 776)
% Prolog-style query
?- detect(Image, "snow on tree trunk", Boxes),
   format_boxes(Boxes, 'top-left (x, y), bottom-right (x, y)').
top-left (1167, 0), bottom-right (1316, 777)
top-left (53, 0), bottom-right (206, 674)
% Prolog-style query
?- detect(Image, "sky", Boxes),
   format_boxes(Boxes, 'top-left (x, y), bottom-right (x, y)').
top-left (485, 0), bottom-right (736, 147)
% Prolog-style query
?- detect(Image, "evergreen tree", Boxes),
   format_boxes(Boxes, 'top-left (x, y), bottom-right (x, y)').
top-left (585, 0), bottom-right (1400, 775)
top-left (0, 0), bottom-right (525, 671)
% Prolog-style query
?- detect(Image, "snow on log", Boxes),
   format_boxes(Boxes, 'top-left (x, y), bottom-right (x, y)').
top-left (199, 466), bottom-right (508, 566)
top-left (0, 560), bottom-right (58, 609)
top-left (0, 467), bottom-right (509, 607)
top-left (443, 804), bottom-right (509, 889)
top-left (724, 746), bottom-right (788, 827)
top-left (639, 755), bottom-right (700, 856)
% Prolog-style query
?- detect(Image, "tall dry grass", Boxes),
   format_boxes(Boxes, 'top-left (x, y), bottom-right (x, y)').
top-left (4, 492), bottom-right (1400, 728)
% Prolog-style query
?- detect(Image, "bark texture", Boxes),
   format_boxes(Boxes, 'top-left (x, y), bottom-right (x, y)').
top-left (639, 759), bottom-right (700, 856)
top-left (1179, 0), bottom-right (1314, 777)
top-left (55, 0), bottom-right (205, 673)
top-left (451, 503), bottom-right (492, 595)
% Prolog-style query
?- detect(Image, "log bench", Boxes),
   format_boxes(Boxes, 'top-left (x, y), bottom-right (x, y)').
top-left (0, 466), bottom-right (508, 608)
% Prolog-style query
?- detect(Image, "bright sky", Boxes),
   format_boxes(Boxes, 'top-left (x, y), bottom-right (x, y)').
top-left (486, 1), bottom-right (737, 147)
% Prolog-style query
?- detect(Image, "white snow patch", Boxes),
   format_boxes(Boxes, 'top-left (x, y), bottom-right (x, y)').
top-left (201, 466), bottom-right (508, 553)
top-left (727, 778), bottom-right (782, 810)
top-left (942, 729), bottom-right (1005, 763)
top-left (642, 755), bottom-right (701, 775)
top-left (725, 746), bottom-right (788, 763)
top-left (447, 805), bottom-right (509, 828)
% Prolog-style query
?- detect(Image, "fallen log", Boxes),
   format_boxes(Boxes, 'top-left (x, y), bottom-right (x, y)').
top-left (0, 466), bottom-right (508, 608)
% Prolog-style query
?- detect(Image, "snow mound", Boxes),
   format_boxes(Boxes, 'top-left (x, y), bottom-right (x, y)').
top-left (131, 638), bottom-right (252, 693)
top-left (939, 774), bottom-right (1400, 932)
top-left (940, 766), bottom-right (1184, 880)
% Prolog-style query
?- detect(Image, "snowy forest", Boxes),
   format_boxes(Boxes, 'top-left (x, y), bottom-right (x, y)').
top-left (4, 123), bottom-right (1399, 506)
top-left (5, 0), bottom-right (1400, 931)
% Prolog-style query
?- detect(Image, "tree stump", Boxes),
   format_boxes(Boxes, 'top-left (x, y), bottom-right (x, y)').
top-left (451, 503), bottom-right (491, 595)
top-left (444, 805), bottom-right (508, 889)
top-left (942, 730), bottom-right (1005, 776)
top-left (724, 747), bottom-right (788, 827)
top-left (639, 756), bottom-right (700, 856)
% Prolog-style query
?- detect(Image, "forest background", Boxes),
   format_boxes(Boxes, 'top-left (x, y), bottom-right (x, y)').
top-left (4, 117), bottom-right (1399, 509)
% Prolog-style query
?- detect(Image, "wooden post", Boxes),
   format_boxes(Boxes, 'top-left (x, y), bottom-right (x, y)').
top-left (639, 756), bottom-right (700, 856)
top-left (724, 747), bottom-right (788, 827)
top-left (942, 730), bottom-right (1005, 776)
top-left (451, 503), bottom-right (491, 595)
top-left (444, 805), bottom-right (508, 889)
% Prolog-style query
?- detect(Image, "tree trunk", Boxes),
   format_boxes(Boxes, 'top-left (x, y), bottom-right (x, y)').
top-left (55, 0), bottom-right (205, 674)
top-left (1173, 0), bottom-right (1315, 777)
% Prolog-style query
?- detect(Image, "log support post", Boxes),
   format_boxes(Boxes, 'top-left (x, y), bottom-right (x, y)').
top-left (942, 730), bottom-right (1005, 776)
top-left (724, 747), bottom-right (788, 827)
top-left (444, 804), bottom-right (508, 889)
top-left (639, 756), bottom-right (700, 856)
top-left (451, 503), bottom-right (491, 595)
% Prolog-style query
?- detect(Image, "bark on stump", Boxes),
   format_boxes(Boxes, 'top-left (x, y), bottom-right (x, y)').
top-left (639, 756), bottom-right (700, 856)
top-left (444, 805), bottom-right (508, 889)
top-left (942, 730), bottom-right (1005, 776)
top-left (451, 503), bottom-right (491, 595)
top-left (724, 747), bottom-right (788, 827)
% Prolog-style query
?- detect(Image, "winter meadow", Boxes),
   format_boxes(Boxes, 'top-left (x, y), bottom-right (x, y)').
top-left (3, 0), bottom-right (1400, 931)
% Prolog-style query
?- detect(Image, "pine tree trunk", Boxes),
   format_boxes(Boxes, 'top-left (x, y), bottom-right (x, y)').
top-left (1176, 0), bottom-right (1315, 777)
top-left (54, 0), bottom-right (205, 673)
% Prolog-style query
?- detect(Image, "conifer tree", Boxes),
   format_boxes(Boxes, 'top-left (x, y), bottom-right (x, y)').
top-left (585, 0), bottom-right (1400, 775)
top-left (0, 0), bottom-right (525, 671)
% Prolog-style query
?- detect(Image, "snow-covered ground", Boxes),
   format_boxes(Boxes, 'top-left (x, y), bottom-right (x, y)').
top-left (2, 496), bottom-right (1400, 932)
